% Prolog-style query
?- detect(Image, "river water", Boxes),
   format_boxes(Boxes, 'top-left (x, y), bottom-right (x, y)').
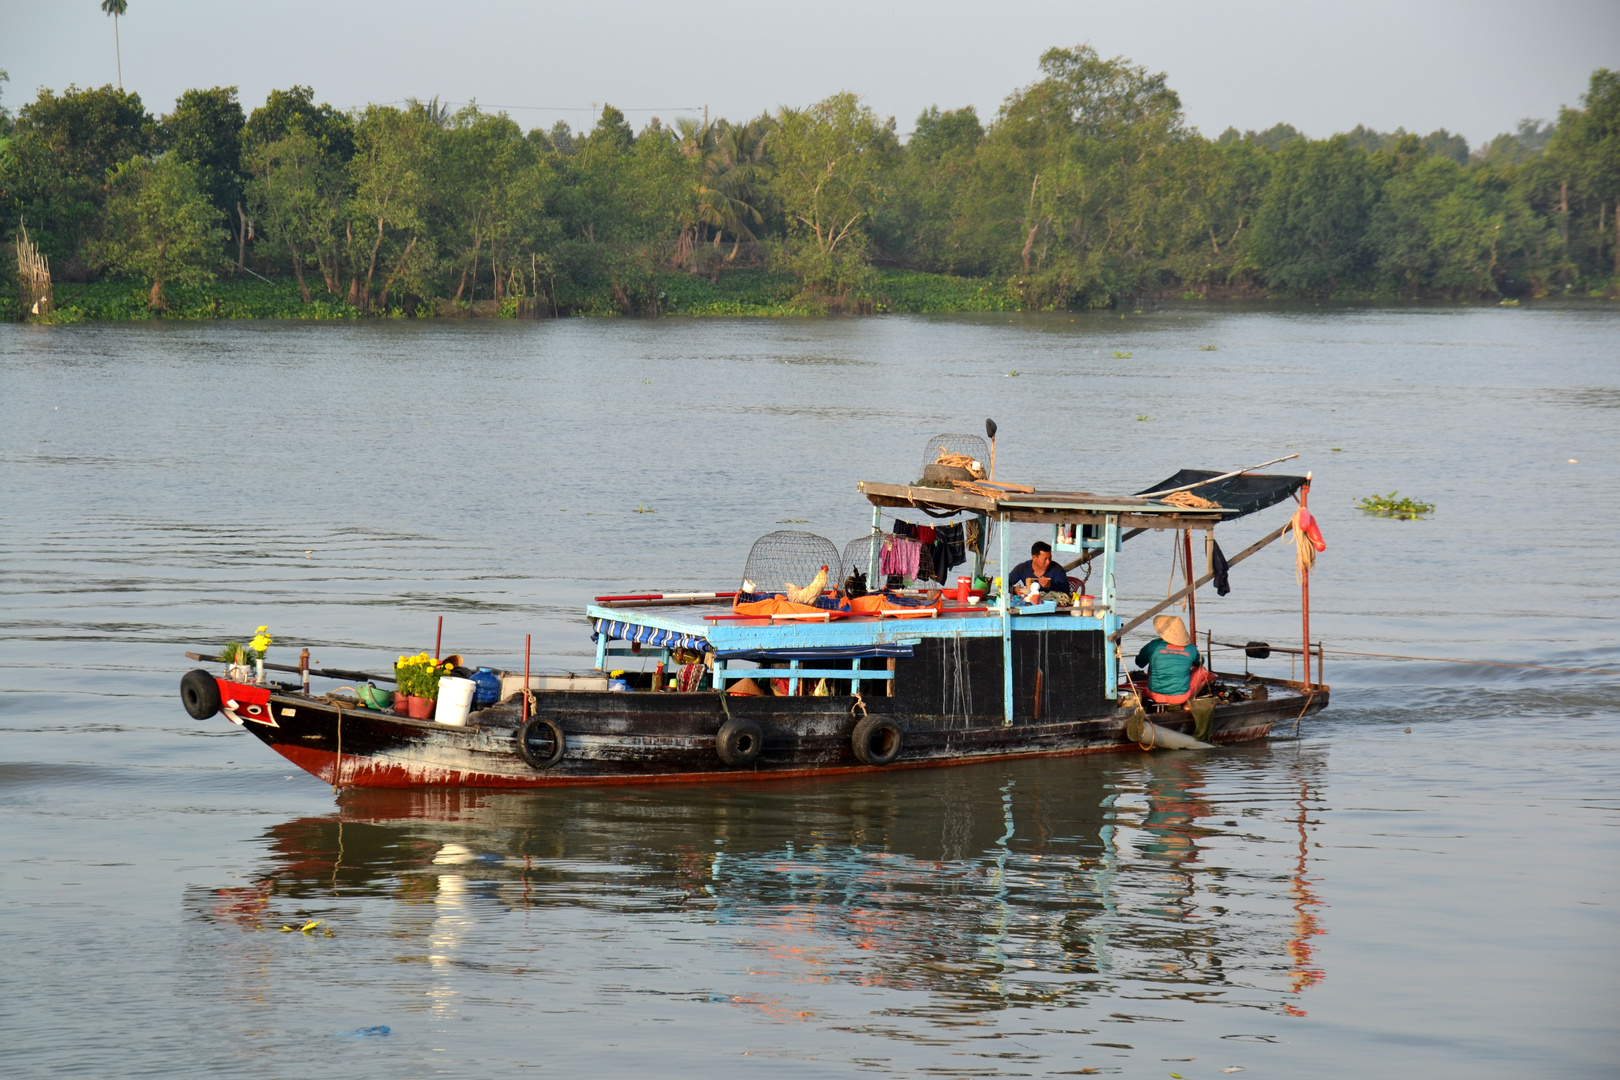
top-left (2, 305), bottom-right (1616, 1078)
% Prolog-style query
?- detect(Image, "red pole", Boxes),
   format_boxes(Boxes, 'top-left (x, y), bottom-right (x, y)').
top-left (434, 616), bottom-right (443, 661)
top-left (523, 634), bottom-right (531, 723)
top-left (1182, 529), bottom-right (1198, 644)
top-left (1300, 478), bottom-right (1312, 690)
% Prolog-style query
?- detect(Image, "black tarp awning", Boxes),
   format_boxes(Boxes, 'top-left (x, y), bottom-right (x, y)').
top-left (1135, 470), bottom-right (1307, 520)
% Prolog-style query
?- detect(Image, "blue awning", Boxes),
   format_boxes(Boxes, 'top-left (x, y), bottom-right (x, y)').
top-left (715, 644), bottom-right (914, 661)
top-left (591, 619), bottom-right (709, 653)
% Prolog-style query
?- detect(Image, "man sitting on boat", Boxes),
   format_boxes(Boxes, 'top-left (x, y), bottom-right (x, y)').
top-left (1008, 541), bottom-right (1073, 603)
top-left (1135, 615), bottom-right (1214, 705)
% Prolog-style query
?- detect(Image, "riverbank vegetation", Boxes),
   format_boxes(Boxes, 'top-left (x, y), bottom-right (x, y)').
top-left (2, 50), bottom-right (1617, 320)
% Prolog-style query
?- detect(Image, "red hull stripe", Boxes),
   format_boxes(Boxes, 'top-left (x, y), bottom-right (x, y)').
top-left (270, 721), bottom-right (1277, 790)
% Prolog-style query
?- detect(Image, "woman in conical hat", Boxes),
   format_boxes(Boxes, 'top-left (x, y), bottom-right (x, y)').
top-left (1136, 615), bottom-right (1213, 704)
top-left (1152, 615), bottom-right (1191, 647)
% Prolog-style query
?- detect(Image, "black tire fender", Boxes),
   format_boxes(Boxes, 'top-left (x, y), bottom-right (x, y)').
top-left (517, 716), bottom-right (566, 768)
top-left (852, 715), bottom-right (903, 766)
top-left (180, 669), bottom-right (222, 720)
top-left (715, 716), bottom-right (764, 767)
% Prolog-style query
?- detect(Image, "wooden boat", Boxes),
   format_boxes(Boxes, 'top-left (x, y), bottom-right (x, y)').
top-left (176, 449), bottom-right (1329, 789)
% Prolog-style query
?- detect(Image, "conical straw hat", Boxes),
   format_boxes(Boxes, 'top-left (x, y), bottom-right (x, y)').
top-left (1153, 615), bottom-right (1191, 647)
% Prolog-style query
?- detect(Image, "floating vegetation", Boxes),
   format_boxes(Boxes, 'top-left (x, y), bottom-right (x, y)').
top-left (1357, 491), bottom-right (1434, 519)
top-left (1331, 447), bottom-right (1343, 452)
top-left (1199, 344), bottom-right (1218, 351)
top-left (633, 503), bottom-right (655, 514)
top-left (1005, 370), bottom-right (1020, 377)
top-left (1113, 351), bottom-right (1132, 359)
top-left (1136, 415), bottom-right (1154, 422)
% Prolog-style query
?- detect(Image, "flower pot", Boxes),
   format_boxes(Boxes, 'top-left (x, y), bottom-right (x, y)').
top-left (406, 696), bottom-right (436, 720)
top-left (393, 694), bottom-right (412, 716)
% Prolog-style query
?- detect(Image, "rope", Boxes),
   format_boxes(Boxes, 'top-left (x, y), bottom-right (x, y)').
top-left (1322, 648), bottom-right (1620, 676)
top-left (851, 692), bottom-right (867, 720)
top-left (1161, 490), bottom-right (1221, 509)
top-left (1284, 507), bottom-right (1316, 585)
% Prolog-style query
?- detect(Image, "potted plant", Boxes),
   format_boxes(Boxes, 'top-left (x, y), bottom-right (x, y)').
top-left (219, 641), bottom-right (252, 683)
top-left (249, 626), bottom-right (273, 685)
top-left (395, 653), bottom-right (449, 720)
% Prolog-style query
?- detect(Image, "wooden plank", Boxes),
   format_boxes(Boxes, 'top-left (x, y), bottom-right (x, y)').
top-left (1108, 521), bottom-right (1291, 643)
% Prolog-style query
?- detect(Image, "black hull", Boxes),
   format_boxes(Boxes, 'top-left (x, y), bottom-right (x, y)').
top-left (225, 676), bottom-right (1328, 789)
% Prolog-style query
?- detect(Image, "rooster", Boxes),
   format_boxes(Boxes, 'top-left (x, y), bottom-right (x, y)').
top-left (783, 565), bottom-right (828, 605)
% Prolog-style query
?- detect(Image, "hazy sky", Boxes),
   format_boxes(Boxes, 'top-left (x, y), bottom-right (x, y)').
top-left (4, 0), bottom-right (1617, 147)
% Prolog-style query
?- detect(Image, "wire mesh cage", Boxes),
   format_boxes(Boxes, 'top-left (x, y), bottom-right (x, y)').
top-left (740, 531), bottom-right (841, 597)
top-left (918, 433), bottom-right (990, 487)
top-left (841, 533), bottom-right (884, 589)
top-left (919, 433), bottom-right (989, 475)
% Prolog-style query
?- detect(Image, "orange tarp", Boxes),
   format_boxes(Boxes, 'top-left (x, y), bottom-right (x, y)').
top-left (847, 594), bottom-right (944, 618)
top-left (732, 596), bottom-right (849, 619)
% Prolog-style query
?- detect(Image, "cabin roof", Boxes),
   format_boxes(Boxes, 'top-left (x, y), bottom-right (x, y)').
top-left (857, 480), bottom-right (1227, 529)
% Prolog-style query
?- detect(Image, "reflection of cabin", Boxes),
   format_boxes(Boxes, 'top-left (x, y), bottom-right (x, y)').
top-left (16, 223), bottom-right (53, 318)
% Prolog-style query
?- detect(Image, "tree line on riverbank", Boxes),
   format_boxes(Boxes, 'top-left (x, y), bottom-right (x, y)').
top-left (2, 48), bottom-right (1617, 319)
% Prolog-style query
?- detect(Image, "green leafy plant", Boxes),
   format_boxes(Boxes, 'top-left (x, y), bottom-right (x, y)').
top-left (219, 641), bottom-right (248, 665)
top-left (1113, 351), bottom-right (1132, 358)
top-left (1357, 491), bottom-right (1434, 519)
top-left (395, 652), bottom-right (451, 699)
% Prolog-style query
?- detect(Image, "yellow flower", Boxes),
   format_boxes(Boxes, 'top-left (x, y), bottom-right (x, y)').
top-left (256, 626), bottom-right (268, 634)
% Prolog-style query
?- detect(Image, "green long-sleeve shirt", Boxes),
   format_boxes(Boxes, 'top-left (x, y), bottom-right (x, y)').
top-left (1135, 638), bottom-right (1202, 696)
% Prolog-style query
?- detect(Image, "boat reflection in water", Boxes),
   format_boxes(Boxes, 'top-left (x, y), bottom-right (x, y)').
top-left (200, 750), bottom-right (1329, 1022)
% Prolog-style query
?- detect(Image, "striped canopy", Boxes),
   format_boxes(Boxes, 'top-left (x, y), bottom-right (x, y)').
top-left (591, 619), bottom-right (709, 653)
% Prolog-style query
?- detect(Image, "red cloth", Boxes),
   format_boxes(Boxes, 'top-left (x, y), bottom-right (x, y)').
top-left (916, 525), bottom-right (936, 544)
top-left (1147, 665), bottom-right (1215, 706)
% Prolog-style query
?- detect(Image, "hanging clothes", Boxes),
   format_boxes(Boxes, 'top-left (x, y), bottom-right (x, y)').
top-left (1210, 538), bottom-right (1231, 596)
top-left (879, 535), bottom-right (921, 579)
top-left (938, 522), bottom-right (967, 576)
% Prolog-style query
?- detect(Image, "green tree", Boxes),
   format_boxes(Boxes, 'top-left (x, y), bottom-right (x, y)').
top-left (1248, 135), bottom-right (1381, 295)
top-left (873, 105), bottom-right (982, 272)
top-left (243, 86), bottom-right (354, 161)
top-left (0, 84), bottom-right (157, 272)
top-left (435, 107), bottom-right (553, 303)
top-left (770, 92), bottom-right (897, 293)
top-left (344, 104), bottom-right (435, 311)
top-left (964, 45), bottom-right (1189, 306)
top-left (244, 126), bottom-right (347, 300)
top-left (164, 87), bottom-right (246, 255)
top-left (91, 153), bottom-right (226, 308)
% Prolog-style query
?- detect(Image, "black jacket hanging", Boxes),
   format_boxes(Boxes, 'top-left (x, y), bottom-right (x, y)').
top-left (1210, 539), bottom-right (1231, 596)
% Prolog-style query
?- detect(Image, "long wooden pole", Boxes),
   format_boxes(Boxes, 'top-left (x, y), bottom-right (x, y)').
top-left (435, 616), bottom-right (443, 661)
top-left (1137, 453), bottom-right (1301, 498)
top-left (1299, 477), bottom-right (1312, 691)
top-left (1182, 529), bottom-right (1198, 644)
top-left (1109, 520), bottom-right (1290, 643)
top-left (523, 634), bottom-right (531, 723)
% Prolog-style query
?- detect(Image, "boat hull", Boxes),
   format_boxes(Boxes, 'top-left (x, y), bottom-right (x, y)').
top-left (210, 676), bottom-right (1328, 790)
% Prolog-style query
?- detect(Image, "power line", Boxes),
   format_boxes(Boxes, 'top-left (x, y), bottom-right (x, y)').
top-left (377, 100), bottom-right (703, 113)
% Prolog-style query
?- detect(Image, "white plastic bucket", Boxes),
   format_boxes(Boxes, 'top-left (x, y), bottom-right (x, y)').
top-left (435, 677), bottom-right (476, 726)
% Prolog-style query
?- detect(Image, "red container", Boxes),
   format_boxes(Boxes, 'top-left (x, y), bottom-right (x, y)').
top-left (406, 695), bottom-right (436, 720)
top-left (956, 576), bottom-right (972, 601)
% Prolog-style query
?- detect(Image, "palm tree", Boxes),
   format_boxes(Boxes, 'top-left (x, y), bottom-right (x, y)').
top-left (674, 117), bottom-right (777, 268)
top-left (100, 0), bottom-right (128, 89)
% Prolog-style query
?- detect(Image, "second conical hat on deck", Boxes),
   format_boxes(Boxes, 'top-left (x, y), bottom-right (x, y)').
top-left (1153, 615), bottom-right (1191, 647)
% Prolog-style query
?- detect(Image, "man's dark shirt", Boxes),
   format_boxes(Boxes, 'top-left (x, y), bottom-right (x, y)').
top-left (1008, 559), bottom-right (1072, 594)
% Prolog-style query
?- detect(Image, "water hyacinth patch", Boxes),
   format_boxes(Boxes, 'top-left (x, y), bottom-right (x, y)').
top-left (1356, 491), bottom-right (1435, 519)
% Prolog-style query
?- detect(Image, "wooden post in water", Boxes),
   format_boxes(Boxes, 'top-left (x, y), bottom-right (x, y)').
top-left (434, 616), bottom-right (443, 661)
